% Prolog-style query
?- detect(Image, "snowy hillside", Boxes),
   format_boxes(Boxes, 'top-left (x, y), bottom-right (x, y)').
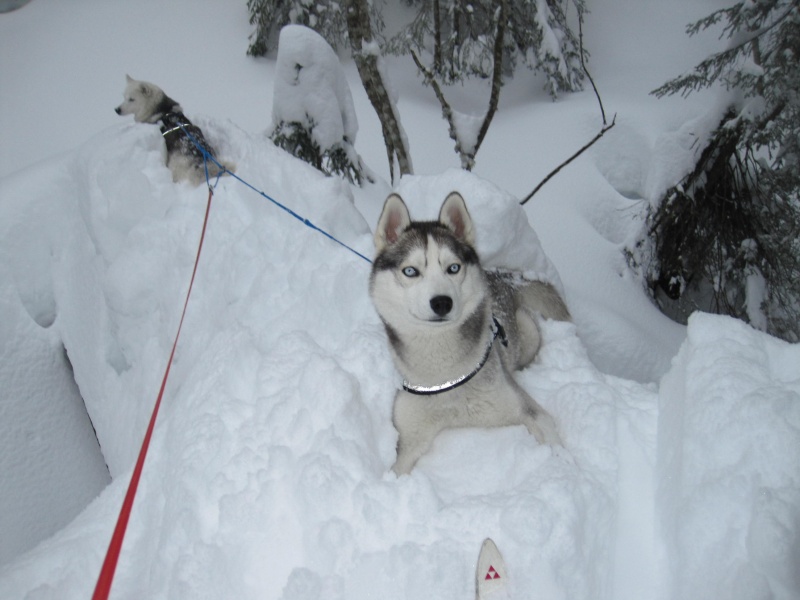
top-left (1, 1), bottom-right (799, 600)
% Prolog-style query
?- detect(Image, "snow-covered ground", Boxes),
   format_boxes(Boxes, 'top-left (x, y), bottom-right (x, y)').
top-left (1, 1), bottom-right (798, 599)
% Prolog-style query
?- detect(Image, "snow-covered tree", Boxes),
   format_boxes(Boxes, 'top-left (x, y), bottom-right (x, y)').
top-left (246, 0), bottom-right (383, 56)
top-left (389, 0), bottom-right (586, 97)
top-left (629, 0), bottom-right (800, 341)
top-left (270, 25), bottom-right (369, 184)
top-left (247, 0), bottom-right (410, 184)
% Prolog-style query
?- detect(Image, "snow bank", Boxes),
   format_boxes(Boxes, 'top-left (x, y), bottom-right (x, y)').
top-left (3, 1), bottom-right (798, 598)
top-left (392, 169), bottom-right (564, 287)
top-left (658, 313), bottom-right (800, 600)
top-left (0, 153), bottom-right (113, 565)
top-left (1, 120), bottom-right (635, 599)
top-left (0, 209), bottom-right (110, 566)
top-left (2, 109), bottom-right (799, 599)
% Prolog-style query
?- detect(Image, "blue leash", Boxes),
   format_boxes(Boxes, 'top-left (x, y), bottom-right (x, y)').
top-left (178, 123), bottom-right (373, 265)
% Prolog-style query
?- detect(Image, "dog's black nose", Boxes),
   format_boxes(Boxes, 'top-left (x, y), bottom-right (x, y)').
top-left (114, 107), bottom-right (121, 115)
top-left (430, 295), bottom-right (453, 317)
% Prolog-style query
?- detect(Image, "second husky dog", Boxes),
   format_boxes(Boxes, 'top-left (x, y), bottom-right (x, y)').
top-left (115, 75), bottom-right (233, 186)
top-left (370, 192), bottom-right (570, 475)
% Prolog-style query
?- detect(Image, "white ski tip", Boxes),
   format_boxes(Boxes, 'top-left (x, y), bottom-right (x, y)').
top-left (475, 538), bottom-right (509, 600)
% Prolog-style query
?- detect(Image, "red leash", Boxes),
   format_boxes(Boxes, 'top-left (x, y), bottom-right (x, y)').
top-left (92, 186), bottom-right (214, 600)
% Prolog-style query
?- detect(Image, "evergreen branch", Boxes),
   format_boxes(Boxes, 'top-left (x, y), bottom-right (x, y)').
top-left (652, 2), bottom-right (797, 98)
top-left (652, 43), bottom-right (746, 97)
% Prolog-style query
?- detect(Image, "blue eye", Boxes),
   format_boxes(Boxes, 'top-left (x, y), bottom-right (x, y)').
top-left (447, 264), bottom-right (461, 274)
top-left (402, 266), bottom-right (419, 277)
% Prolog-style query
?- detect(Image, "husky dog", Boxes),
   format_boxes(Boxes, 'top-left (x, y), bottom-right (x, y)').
top-left (370, 192), bottom-right (569, 475)
top-left (115, 75), bottom-right (233, 186)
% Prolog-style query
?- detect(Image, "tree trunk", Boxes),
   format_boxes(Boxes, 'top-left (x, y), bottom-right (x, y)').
top-left (410, 0), bottom-right (507, 171)
top-left (433, 0), bottom-right (443, 74)
top-left (473, 0), bottom-right (506, 159)
top-left (346, 0), bottom-right (413, 183)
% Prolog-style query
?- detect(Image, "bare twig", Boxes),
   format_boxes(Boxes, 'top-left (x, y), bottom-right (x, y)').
top-left (521, 6), bottom-right (615, 204)
top-left (520, 115), bottom-right (616, 205)
top-left (578, 9), bottom-right (606, 125)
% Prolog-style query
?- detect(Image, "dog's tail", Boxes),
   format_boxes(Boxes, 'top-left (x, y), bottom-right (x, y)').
top-left (194, 159), bottom-right (235, 187)
top-left (186, 159), bottom-right (236, 188)
top-left (208, 159), bottom-right (236, 178)
top-left (520, 280), bottom-right (571, 322)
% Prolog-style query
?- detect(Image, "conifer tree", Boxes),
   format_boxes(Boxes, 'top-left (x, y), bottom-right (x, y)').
top-left (389, 0), bottom-right (586, 97)
top-left (630, 0), bottom-right (800, 341)
top-left (390, 0), bottom-right (586, 170)
top-left (269, 25), bottom-right (369, 185)
top-left (246, 0), bottom-right (383, 55)
top-left (247, 0), bottom-right (410, 183)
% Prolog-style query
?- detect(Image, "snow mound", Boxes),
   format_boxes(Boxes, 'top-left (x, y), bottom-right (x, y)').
top-left (0, 120), bottom-right (620, 599)
top-left (1, 119), bottom-right (798, 600)
top-left (392, 169), bottom-right (565, 288)
top-left (659, 313), bottom-right (800, 600)
top-left (272, 24), bottom-right (359, 152)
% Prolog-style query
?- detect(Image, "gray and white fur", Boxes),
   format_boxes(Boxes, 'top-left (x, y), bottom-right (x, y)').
top-left (115, 75), bottom-right (234, 186)
top-left (370, 192), bottom-right (569, 475)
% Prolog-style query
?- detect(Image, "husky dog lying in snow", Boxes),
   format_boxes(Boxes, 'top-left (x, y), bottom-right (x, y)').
top-left (114, 75), bottom-right (233, 186)
top-left (369, 192), bottom-right (570, 475)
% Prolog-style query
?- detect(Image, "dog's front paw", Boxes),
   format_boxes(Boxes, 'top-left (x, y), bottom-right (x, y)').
top-left (391, 448), bottom-right (418, 476)
top-left (525, 411), bottom-right (561, 446)
top-left (391, 460), bottom-right (412, 477)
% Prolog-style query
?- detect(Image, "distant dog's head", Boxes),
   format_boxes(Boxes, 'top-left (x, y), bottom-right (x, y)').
top-left (114, 75), bottom-right (166, 123)
top-left (370, 192), bottom-right (487, 330)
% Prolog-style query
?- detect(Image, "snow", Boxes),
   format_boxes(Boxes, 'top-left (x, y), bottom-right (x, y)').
top-left (658, 314), bottom-right (800, 600)
top-left (450, 110), bottom-right (483, 160)
top-left (0, 1), bottom-right (798, 599)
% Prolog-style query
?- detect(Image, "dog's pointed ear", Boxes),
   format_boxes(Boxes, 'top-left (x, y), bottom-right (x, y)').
top-left (139, 83), bottom-right (152, 98)
top-left (126, 74), bottom-right (134, 83)
top-left (439, 192), bottom-right (475, 245)
top-left (375, 194), bottom-right (411, 251)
